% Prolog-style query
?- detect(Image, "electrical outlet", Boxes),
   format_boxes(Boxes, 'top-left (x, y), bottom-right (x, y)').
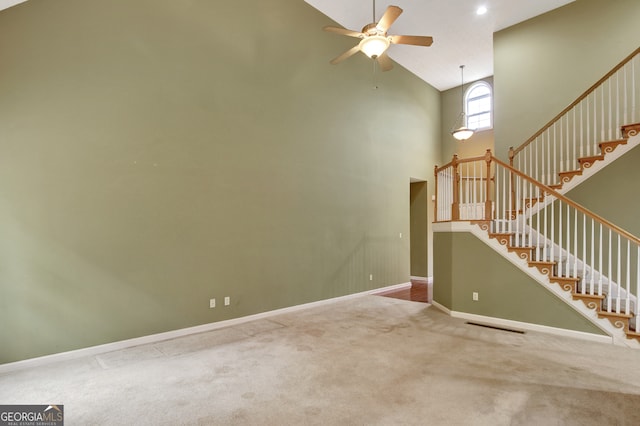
top-left (369, 274), bottom-right (373, 281)
top-left (209, 298), bottom-right (216, 308)
top-left (224, 296), bottom-right (230, 306)
top-left (472, 292), bottom-right (479, 301)
top-left (399, 233), bottom-right (402, 239)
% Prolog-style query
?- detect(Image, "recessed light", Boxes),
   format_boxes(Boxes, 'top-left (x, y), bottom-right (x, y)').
top-left (477, 5), bottom-right (488, 15)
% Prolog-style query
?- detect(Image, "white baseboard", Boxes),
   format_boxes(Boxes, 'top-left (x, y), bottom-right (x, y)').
top-left (0, 282), bottom-right (411, 374)
top-left (410, 276), bottom-right (433, 284)
top-left (431, 300), bottom-right (451, 314)
top-left (430, 302), bottom-right (612, 344)
top-left (371, 282), bottom-right (411, 293)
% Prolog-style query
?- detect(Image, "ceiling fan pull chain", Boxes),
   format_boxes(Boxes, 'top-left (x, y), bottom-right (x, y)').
top-left (373, 59), bottom-right (379, 90)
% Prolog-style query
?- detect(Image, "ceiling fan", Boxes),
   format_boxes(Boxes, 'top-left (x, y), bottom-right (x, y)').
top-left (323, 3), bottom-right (433, 72)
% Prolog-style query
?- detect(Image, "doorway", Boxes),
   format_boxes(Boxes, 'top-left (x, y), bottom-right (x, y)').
top-left (409, 180), bottom-right (431, 302)
top-left (410, 181), bottom-right (428, 278)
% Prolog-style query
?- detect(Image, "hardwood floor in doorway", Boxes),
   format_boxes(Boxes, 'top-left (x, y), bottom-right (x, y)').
top-left (376, 280), bottom-right (430, 303)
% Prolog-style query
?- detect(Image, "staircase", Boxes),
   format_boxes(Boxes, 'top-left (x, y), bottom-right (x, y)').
top-left (513, 122), bottom-right (640, 193)
top-left (434, 47), bottom-right (640, 347)
top-left (481, 212), bottom-right (640, 343)
top-left (509, 47), bottom-right (640, 193)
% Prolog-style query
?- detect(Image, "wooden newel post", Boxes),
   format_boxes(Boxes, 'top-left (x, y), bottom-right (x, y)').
top-left (451, 154), bottom-right (460, 221)
top-left (484, 149), bottom-right (493, 220)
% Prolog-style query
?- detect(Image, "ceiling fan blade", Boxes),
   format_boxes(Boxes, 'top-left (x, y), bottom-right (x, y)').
top-left (323, 26), bottom-right (364, 38)
top-left (376, 52), bottom-right (393, 72)
top-left (330, 44), bottom-right (361, 65)
top-left (376, 6), bottom-right (403, 32)
top-left (390, 35), bottom-right (434, 47)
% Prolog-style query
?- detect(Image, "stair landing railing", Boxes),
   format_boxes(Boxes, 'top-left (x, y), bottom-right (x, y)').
top-left (509, 47), bottom-right (640, 186)
top-left (435, 150), bottom-right (640, 335)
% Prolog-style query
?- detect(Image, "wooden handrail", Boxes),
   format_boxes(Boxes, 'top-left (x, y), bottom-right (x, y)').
top-left (511, 46), bottom-right (640, 156)
top-left (491, 155), bottom-right (640, 245)
top-left (435, 153), bottom-right (490, 173)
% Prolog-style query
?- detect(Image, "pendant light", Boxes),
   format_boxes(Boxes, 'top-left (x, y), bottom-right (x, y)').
top-left (451, 65), bottom-right (474, 141)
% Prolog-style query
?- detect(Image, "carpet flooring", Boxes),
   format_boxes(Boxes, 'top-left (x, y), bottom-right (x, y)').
top-left (1, 295), bottom-right (640, 425)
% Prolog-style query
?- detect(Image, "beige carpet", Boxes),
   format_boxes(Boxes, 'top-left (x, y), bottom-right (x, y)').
top-left (1, 295), bottom-right (640, 425)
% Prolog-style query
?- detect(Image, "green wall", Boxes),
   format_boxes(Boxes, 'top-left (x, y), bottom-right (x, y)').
top-left (433, 231), bottom-right (605, 335)
top-left (567, 145), bottom-right (640, 237)
top-left (494, 0), bottom-right (640, 161)
top-left (0, 0), bottom-right (441, 363)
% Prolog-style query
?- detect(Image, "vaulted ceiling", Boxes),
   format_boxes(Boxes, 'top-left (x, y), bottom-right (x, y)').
top-left (306, 0), bottom-right (575, 90)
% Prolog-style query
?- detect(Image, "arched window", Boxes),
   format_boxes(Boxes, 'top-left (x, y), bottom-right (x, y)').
top-left (465, 81), bottom-right (492, 130)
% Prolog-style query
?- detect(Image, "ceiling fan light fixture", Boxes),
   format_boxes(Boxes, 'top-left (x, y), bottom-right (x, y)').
top-left (359, 35), bottom-right (390, 58)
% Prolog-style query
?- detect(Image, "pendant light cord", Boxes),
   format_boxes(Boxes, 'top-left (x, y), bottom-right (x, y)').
top-left (460, 65), bottom-right (465, 116)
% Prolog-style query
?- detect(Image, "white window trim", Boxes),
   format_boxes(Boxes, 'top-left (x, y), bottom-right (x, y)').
top-left (464, 81), bottom-right (493, 131)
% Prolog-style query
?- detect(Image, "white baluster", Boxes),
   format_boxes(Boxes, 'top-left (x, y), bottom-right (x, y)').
top-left (573, 209), bottom-right (578, 279)
top-left (565, 204), bottom-right (571, 278)
top-left (598, 223), bottom-right (603, 297)
top-left (542, 190), bottom-right (548, 265)
top-left (616, 71), bottom-right (620, 138)
top-left (607, 230), bottom-right (612, 312)
top-left (550, 198), bottom-right (555, 265)
top-left (558, 201), bottom-right (563, 276)
top-left (601, 85), bottom-right (605, 142)
top-left (572, 109), bottom-right (577, 173)
top-left (616, 234), bottom-right (621, 314)
top-left (553, 125), bottom-right (557, 183)
top-left (587, 94), bottom-right (592, 157)
top-left (534, 138), bottom-right (538, 184)
top-left (540, 132), bottom-right (549, 185)
top-left (593, 90), bottom-right (597, 157)
top-left (580, 100), bottom-right (584, 159)
top-left (502, 166), bottom-right (507, 233)
top-left (608, 78), bottom-right (612, 141)
top-left (507, 166), bottom-right (512, 236)
top-left (535, 185), bottom-right (540, 260)
top-left (636, 246), bottom-right (639, 321)
top-left (626, 239), bottom-right (630, 315)
top-left (624, 64), bottom-right (628, 126)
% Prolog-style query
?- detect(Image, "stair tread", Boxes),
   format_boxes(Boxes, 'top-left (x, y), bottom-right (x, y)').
top-left (558, 169), bottom-right (582, 177)
top-left (599, 138), bottom-right (627, 145)
top-left (599, 139), bottom-right (628, 152)
top-left (528, 260), bottom-right (555, 265)
top-left (578, 155), bottom-right (605, 162)
top-left (598, 311), bottom-right (634, 319)
top-left (621, 123), bottom-right (640, 138)
top-left (621, 122), bottom-right (640, 128)
top-left (572, 292), bottom-right (605, 300)
top-left (625, 331), bottom-right (640, 341)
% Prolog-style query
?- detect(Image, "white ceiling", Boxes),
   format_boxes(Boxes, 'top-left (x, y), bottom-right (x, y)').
top-left (306, 0), bottom-right (574, 90)
top-left (1, 0), bottom-right (574, 91)
top-left (0, 0), bottom-right (26, 12)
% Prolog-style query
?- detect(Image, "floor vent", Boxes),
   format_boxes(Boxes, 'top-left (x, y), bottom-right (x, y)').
top-left (466, 322), bottom-right (525, 334)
